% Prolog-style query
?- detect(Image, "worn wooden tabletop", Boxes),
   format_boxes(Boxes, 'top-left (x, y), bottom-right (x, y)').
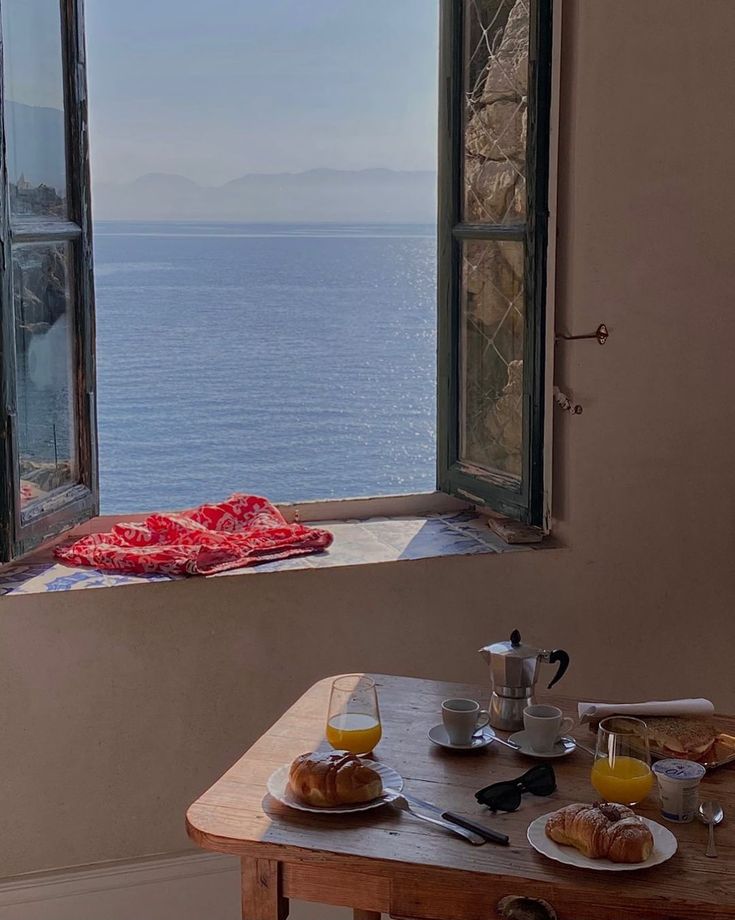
top-left (186, 674), bottom-right (734, 920)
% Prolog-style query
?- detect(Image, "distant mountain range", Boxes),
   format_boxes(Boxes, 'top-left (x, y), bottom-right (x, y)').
top-left (93, 168), bottom-right (438, 222)
top-left (1, 101), bottom-right (437, 222)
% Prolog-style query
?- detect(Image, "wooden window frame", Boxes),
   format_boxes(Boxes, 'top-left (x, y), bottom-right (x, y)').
top-left (0, 0), bottom-right (98, 562)
top-left (436, 0), bottom-right (554, 526)
top-left (0, 1), bottom-right (552, 564)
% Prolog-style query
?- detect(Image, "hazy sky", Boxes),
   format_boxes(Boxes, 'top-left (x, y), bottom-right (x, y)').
top-left (85, 1), bottom-right (439, 186)
top-left (2, 0), bottom-right (66, 109)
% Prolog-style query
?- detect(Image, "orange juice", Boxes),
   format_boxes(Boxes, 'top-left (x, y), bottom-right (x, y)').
top-left (591, 756), bottom-right (653, 804)
top-left (326, 712), bottom-right (382, 754)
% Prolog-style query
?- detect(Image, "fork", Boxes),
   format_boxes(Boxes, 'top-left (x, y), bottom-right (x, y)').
top-left (387, 793), bottom-right (485, 845)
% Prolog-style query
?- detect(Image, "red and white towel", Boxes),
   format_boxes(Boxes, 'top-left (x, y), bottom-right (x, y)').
top-left (55, 493), bottom-right (332, 576)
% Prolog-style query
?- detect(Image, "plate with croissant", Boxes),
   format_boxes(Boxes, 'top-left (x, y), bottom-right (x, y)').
top-left (267, 750), bottom-right (404, 813)
top-left (527, 802), bottom-right (677, 871)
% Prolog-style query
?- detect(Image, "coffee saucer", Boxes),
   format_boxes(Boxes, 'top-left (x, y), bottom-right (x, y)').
top-left (428, 724), bottom-right (495, 751)
top-left (508, 730), bottom-right (576, 758)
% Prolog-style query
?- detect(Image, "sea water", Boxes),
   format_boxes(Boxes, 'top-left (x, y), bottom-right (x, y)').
top-left (94, 221), bottom-right (437, 513)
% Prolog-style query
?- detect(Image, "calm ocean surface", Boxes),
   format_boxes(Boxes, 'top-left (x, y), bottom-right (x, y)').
top-left (94, 221), bottom-right (437, 513)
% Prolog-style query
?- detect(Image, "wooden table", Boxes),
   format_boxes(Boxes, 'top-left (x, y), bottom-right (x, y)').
top-left (186, 675), bottom-right (735, 920)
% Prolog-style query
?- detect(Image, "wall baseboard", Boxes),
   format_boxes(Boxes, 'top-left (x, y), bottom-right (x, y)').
top-left (0, 851), bottom-right (239, 909)
top-left (0, 851), bottom-right (350, 920)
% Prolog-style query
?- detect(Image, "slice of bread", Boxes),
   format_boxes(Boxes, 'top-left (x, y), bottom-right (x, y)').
top-left (644, 717), bottom-right (717, 760)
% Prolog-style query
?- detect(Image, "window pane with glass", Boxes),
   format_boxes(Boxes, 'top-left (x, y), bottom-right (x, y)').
top-left (460, 238), bottom-right (524, 479)
top-left (463, 0), bottom-right (527, 225)
top-left (13, 242), bottom-right (78, 511)
top-left (1, 0), bottom-right (69, 219)
top-left (438, 0), bottom-right (551, 524)
top-left (0, 0), bottom-right (97, 561)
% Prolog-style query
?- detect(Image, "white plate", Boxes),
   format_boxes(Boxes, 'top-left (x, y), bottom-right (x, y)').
top-left (428, 724), bottom-right (495, 751)
top-left (509, 730), bottom-right (576, 759)
top-left (527, 811), bottom-right (678, 871)
top-left (267, 759), bottom-right (404, 814)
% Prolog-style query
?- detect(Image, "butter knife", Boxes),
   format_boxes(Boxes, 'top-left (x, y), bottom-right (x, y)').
top-left (385, 791), bottom-right (485, 845)
top-left (394, 789), bottom-right (509, 845)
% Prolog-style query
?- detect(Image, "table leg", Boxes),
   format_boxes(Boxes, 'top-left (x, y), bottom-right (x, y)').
top-left (353, 912), bottom-right (381, 920)
top-left (242, 857), bottom-right (289, 920)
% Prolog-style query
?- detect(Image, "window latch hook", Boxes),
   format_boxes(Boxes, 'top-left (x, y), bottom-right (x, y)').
top-left (555, 323), bottom-right (609, 345)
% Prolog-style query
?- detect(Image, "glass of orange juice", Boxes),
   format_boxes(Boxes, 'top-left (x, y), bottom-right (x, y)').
top-left (591, 716), bottom-right (653, 805)
top-left (326, 675), bottom-right (382, 755)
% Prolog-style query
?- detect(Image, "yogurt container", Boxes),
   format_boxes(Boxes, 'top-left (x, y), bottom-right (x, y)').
top-left (652, 759), bottom-right (706, 823)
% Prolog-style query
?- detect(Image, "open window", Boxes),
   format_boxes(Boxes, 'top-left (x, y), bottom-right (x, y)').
top-left (437, 0), bottom-right (554, 526)
top-left (0, 0), bottom-right (98, 562)
top-left (0, 0), bottom-right (554, 565)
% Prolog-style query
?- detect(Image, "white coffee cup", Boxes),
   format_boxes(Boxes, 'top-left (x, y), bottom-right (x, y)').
top-left (442, 698), bottom-right (490, 746)
top-left (523, 704), bottom-right (574, 753)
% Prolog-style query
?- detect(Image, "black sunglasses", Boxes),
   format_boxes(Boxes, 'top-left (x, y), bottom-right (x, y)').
top-left (475, 764), bottom-right (556, 812)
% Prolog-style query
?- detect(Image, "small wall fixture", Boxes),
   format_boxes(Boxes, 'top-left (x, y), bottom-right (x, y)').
top-left (553, 386), bottom-right (582, 415)
top-left (555, 323), bottom-right (609, 345)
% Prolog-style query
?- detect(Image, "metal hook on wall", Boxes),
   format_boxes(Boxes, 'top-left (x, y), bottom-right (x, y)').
top-left (555, 323), bottom-right (609, 346)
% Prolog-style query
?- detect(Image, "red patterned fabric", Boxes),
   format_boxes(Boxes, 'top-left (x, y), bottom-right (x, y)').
top-left (54, 494), bottom-right (333, 576)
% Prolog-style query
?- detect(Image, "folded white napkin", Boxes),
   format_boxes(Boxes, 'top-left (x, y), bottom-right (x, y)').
top-left (578, 698), bottom-right (715, 723)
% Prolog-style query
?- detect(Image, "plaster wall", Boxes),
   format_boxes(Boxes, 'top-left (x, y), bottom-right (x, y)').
top-left (1, 0), bottom-right (734, 882)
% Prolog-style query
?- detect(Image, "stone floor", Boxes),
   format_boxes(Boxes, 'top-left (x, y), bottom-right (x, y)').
top-left (0, 512), bottom-right (537, 596)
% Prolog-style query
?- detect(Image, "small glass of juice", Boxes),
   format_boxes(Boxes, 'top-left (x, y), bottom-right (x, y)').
top-left (326, 675), bottom-right (382, 755)
top-left (591, 716), bottom-right (653, 805)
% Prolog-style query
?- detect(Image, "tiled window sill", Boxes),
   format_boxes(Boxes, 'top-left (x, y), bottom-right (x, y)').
top-left (0, 511), bottom-right (550, 597)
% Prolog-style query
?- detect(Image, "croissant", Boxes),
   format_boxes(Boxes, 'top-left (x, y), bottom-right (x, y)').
top-left (288, 750), bottom-right (383, 807)
top-left (545, 803), bottom-right (654, 863)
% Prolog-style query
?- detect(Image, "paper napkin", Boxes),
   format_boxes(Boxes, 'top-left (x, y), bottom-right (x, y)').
top-left (578, 698), bottom-right (715, 723)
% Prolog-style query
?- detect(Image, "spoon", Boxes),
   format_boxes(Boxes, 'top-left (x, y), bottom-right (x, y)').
top-left (491, 733), bottom-right (522, 751)
top-left (564, 737), bottom-right (595, 757)
top-left (698, 800), bottom-right (724, 858)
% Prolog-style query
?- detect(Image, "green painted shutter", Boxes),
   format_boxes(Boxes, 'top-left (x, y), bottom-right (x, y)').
top-left (0, 0), bottom-right (98, 562)
top-left (437, 0), bottom-right (553, 526)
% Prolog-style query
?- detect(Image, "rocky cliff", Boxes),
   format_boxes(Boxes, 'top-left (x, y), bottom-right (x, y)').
top-left (461, 0), bottom-right (528, 477)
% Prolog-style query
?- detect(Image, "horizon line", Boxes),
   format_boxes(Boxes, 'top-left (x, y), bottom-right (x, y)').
top-left (94, 165), bottom-right (439, 187)
top-left (92, 217), bottom-right (438, 225)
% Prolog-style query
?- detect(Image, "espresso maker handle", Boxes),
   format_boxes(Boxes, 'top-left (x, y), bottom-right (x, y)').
top-left (546, 649), bottom-right (570, 688)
